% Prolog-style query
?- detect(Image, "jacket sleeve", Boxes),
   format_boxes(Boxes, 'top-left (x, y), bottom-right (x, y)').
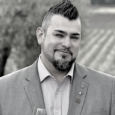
top-left (111, 78), bottom-right (115, 115)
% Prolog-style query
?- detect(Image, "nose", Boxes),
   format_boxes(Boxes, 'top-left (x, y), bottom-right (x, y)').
top-left (61, 37), bottom-right (71, 48)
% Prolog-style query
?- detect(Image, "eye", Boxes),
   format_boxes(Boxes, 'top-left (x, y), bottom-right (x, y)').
top-left (55, 34), bottom-right (64, 38)
top-left (71, 36), bottom-right (79, 40)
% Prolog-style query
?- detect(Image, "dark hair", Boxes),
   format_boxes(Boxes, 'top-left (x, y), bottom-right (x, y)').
top-left (42, 0), bottom-right (79, 33)
top-left (49, 0), bottom-right (79, 20)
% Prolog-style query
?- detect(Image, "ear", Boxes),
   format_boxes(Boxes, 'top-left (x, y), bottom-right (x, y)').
top-left (36, 27), bottom-right (44, 45)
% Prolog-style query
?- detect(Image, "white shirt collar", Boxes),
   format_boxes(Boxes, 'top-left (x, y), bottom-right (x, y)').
top-left (38, 56), bottom-right (75, 83)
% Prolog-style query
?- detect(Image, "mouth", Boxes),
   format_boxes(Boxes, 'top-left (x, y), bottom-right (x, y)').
top-left (55, 49), bottom-right (72, 55)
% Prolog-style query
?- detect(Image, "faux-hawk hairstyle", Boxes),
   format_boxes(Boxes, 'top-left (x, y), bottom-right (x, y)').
top-left (42, 0), bottom-right (79, 33)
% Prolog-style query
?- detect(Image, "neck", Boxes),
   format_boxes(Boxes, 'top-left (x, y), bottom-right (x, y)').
top-left (40, 54), bottom-right (69, 83)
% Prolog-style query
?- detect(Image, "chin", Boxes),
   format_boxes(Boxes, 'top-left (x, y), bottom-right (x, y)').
top-left (52, 58), bottom-right (75, 71)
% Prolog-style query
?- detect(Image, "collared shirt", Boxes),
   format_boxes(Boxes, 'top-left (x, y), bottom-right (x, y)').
top-left (38, 57), bottom-right (74, 115)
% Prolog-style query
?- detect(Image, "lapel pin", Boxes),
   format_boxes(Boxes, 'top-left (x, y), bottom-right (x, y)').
top-left (75, 98), bottom-right (81, 104)
top-left (80, 82), bottom-right (86, 89)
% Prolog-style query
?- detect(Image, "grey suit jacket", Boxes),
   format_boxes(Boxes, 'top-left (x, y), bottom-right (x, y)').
top-left (0, 60), bottom-right (115, 115)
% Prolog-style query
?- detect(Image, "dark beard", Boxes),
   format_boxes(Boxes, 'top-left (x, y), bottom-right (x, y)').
top-left (44, 50), bottom-right (75, 71)
top-left (52, 59), bottom-right (75, 71)
top-left (42, 43), bottom-right (75, 71)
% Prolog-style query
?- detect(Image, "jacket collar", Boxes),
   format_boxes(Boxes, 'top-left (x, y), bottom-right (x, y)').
top-left (24, 60), bottom-right (89, 115)
top-left (38, 56), bottom-right (75, 83)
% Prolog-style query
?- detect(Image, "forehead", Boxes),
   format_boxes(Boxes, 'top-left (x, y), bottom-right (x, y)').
top-left (48, 14), bottom-right (81, 33)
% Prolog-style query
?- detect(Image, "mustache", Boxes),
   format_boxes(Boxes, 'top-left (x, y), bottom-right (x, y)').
top-left (55, 49), bottom-right (72, 55)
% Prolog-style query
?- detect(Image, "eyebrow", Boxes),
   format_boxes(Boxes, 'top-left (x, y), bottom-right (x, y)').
top-left (71, 33), bottom-right (80, 36)
top-left (54, 30), bottom-right (66, 34)
top-left (54, 30), bottom-right (80, 36)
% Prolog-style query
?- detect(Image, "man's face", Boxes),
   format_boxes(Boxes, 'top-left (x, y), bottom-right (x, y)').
top-left (37, 14), bottom-right (81, 71)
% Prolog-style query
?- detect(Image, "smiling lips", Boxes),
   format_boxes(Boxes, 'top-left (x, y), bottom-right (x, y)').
top-left (55, 49), bottom-right (72, 55)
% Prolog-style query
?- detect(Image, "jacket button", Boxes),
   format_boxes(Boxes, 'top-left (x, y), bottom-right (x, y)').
top-left (78, 91), bottom-right (82, 95)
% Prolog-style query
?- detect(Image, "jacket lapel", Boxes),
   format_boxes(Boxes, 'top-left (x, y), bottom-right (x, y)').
top-left (68, 63), bottom-right (89, 115)
top-left (23, 60), bottom-right (89, 115)
top-left (23, 60), bottom-right (45, 113)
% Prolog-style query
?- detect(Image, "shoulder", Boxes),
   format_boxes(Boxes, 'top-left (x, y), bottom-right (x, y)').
top-left (0, 60), bottom-right (38, 86)
top-left (0, 66), bottom-right (29, 88)
top-left (0, 66), bottom-right (30, 105)
top-left (76, 63), bottom-right (115, 82)
top-left (76, 63), bottom-right (115, 94)
top-left (0, 59), bottom-right (38, 91)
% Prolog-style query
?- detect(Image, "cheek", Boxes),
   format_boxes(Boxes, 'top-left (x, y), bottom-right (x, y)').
top-left (72, 44), bottom-right (80, 56)
top-left (43, 39), bottom-right (57, 55)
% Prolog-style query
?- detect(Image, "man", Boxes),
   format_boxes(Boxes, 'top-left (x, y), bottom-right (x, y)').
top-left (0, 1), bottom-right (115, 115)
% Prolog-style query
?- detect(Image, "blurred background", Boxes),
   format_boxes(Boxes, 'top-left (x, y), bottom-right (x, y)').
top-left (0, 0), bottom-right (115, 77)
